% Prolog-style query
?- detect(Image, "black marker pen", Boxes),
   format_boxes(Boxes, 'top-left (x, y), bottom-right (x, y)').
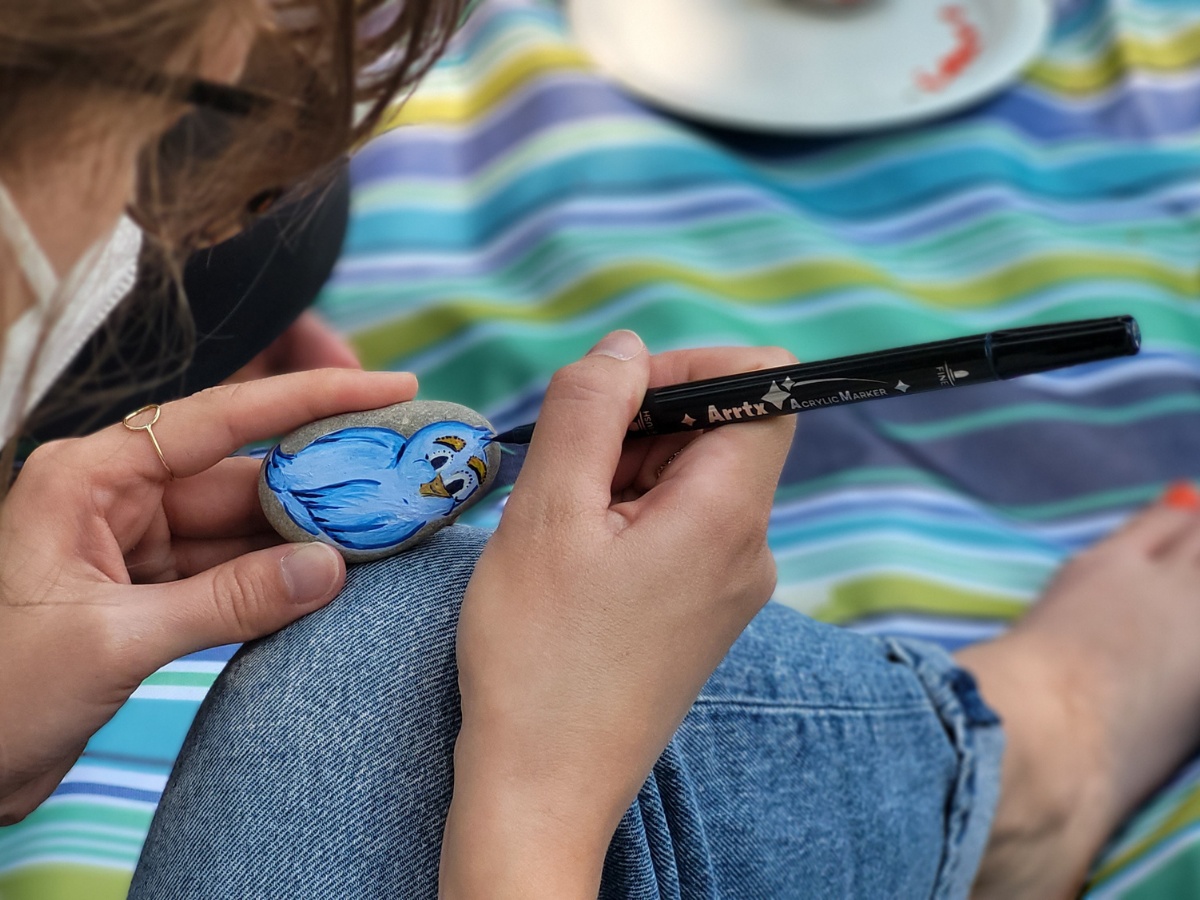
top-left (491, 315), bottom-right (1141, 444)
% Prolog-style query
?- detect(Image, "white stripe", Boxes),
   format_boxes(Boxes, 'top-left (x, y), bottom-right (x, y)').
top-left (129, 685), bottom-right (212, 702)
top-left (772, 488), bottom-right (1139, 547)
top-left (61, 766), bottom-right (167, 793)
top-left (772, 529), bottom-right (1060, 569)
top-left (155, 660), bottom-right (227, 675)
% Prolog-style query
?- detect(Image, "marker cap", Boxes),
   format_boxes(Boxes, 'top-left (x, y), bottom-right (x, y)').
top-left (988, 315), bottom-right (1141, 380)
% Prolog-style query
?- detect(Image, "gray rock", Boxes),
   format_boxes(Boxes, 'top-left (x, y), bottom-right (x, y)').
top-left (258, 400), bottom-right (499, 563)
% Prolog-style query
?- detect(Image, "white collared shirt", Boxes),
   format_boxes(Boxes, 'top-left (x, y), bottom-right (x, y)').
top-left (0, 181), bottom-right (142, 442)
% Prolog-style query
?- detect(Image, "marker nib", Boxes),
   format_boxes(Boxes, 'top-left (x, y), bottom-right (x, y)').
top-left (490, 422), bottom-right (536, 445)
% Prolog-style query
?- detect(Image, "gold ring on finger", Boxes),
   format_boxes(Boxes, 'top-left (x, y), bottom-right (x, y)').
top-left (122, 404), bottom-right (175, 479)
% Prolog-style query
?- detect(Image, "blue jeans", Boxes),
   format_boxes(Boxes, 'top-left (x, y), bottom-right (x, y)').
top-left (129, 526), bottom-right (1003, 899)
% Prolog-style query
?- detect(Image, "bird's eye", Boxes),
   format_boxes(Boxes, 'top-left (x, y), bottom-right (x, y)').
top-left (429, 453), bottom-right (450, 470)
top-left (444, 467), bottom-right (481, 501)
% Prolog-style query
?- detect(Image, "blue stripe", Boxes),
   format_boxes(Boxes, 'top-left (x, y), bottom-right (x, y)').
top-left (346, 145), bottom-right (1200, 252)
top-left (51, 783), bottom-right (162, 805)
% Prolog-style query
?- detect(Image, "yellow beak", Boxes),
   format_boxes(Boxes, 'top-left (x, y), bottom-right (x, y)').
top-left (420, 473), bottom-right (452, 499)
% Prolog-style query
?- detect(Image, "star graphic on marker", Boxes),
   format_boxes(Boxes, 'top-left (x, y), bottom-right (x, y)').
top-left (895, 380), bottom-right (910, 393)
top-left (681, 413), bottom-right (696, 427)
top-left (782, 377), bottom-right (795, 390)
top-left (762, 382), bottom-right (791, 409)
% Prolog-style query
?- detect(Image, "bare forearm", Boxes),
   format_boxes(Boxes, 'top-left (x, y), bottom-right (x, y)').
top-left (440, 805), bottom-right (604, 899)
top-left (439, 749), bottom-right (614, 900)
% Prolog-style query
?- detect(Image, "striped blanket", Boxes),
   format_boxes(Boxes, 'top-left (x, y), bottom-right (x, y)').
top-left (5, 0), bottom-right (1200, 896)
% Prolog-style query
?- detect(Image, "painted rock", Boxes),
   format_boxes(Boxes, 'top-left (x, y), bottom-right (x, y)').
top-left (258, 400), bottom-right (500, 562)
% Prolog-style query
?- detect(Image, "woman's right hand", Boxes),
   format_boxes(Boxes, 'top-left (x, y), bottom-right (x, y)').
top-left (442, 331), bottom-right (797, 898)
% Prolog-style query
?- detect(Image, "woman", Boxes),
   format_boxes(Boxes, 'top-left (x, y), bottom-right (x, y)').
top-left (2, 3), bottom-right (1198, 898)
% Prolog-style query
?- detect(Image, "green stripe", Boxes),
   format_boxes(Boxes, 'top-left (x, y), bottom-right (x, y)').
top-left (140, 671), bottom-right (218, 688)
top-left (0, 866), bottom-right (131, 900)
top-left (0, 823), bottom-right (144, 845)
top-left (10, 802), bottom-right (152, 832)
top-left (814, 575), bottom-right (1028, 624)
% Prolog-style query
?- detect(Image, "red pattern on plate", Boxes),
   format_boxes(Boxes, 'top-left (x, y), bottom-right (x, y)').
top-left (914, 5), bottom-right (983, 93)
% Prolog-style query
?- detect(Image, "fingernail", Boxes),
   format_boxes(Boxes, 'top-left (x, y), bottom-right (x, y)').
top-left (587, 330), bottom-right (644, 361)
top-left (1162, 481), bottom-right (1200, 510)
top-left (281, 543), bottom-right (341, 604)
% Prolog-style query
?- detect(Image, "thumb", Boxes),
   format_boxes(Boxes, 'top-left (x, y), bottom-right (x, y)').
top-left (514, 330), bottom-right (650, 516)
top-left (140, 541), bottom-right (344, 664)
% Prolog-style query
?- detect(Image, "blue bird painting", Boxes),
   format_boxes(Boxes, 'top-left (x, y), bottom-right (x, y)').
top-left (264, 420), bottom-right (494, 552)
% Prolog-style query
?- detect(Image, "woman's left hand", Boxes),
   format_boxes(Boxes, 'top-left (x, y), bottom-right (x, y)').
top-left (0, 369), bottom-right (416, 823)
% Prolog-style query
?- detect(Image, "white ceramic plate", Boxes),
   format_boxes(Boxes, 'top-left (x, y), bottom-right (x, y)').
top-left (566, 0), bottom-right (1051, 133)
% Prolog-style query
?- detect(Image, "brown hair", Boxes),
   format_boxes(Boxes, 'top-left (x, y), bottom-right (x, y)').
top-left (0, 0), bottom-right (464, 445)
top-left (1, 0), bottom-right (465, 247)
